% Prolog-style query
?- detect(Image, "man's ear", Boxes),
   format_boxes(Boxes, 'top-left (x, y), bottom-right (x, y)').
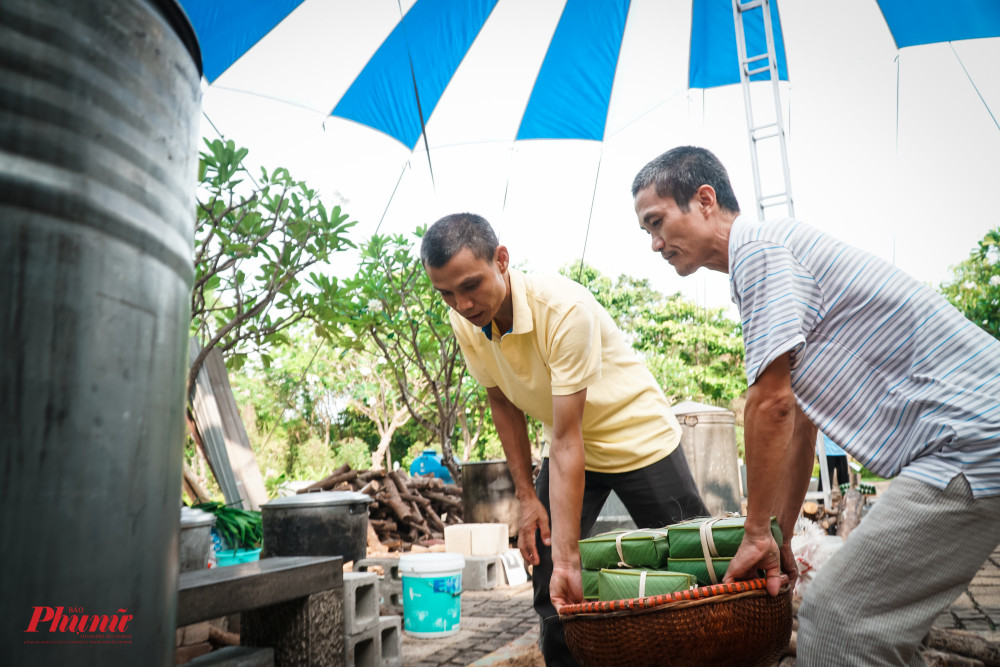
top-left (495, 245), bottom-right (510, 273)
top-left (697, 184), bottom-right (717, 215)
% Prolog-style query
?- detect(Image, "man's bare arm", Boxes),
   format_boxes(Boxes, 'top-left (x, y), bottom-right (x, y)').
top-left (548, 388), bottom-right (587, 609)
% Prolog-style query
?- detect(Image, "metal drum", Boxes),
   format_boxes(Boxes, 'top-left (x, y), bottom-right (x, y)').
top-left (179, 507), bottom-right (217, 573)
top-left (0, 1), bottom-right (201, 665)
top-left (261, 491), bottom-right (374, 563)
top-left (460, 460), bottom-right (521, 538)
top-left (671, 401), bottom-right (742, 515)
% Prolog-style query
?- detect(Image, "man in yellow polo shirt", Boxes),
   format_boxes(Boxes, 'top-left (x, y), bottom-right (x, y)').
top-left (421, 213), bottom-right (707, 666)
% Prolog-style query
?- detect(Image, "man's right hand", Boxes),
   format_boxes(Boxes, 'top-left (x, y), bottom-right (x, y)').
top-left (517, 495), bottom-right (552, 566)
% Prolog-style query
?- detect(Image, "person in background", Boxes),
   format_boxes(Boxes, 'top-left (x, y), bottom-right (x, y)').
top-left (420, 212), bottom-right (708, 666)
top-left (632, 145), bottom-right (1000, 666)
top-left (819, 433), bottom-right (850, 493)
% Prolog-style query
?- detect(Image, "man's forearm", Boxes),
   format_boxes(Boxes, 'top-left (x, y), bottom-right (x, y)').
top-left (486, 387), bottom-right (536, 501)
top-left (548, 432), bottom-right (585, 566)
top-left (773, 407), bottom-right (818, 540)
top-left (744, 355), bottom-right (798, 536)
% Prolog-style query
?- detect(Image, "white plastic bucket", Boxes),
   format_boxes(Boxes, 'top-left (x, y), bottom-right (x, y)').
top-left (399, 552), bottom-right (465, 637)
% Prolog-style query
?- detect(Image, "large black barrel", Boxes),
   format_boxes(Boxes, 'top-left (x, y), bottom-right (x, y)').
top-left (460, 460), bottom-right (521, 538)
top-left (0, 1), bottom-right (201, 665)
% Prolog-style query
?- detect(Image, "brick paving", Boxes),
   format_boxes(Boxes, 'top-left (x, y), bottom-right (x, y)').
top-left (933, 547), bottom-right (1000, 638)
top-left (400, 582), bottom-right (538, 666)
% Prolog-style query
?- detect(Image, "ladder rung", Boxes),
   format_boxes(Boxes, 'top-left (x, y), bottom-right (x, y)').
top-left (737, 0), bottom-right (764, 12)
top-left (752, 125), bottom-right (781, 141)
top-left (745, 63), bottom-right (771, 76)
top-left (760, 194), bottom-right (790, 206)
top-left (745, 53), bottom-right (768, 65)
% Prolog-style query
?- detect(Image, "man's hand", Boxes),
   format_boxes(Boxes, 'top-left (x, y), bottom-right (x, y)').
top-left (778, 540), bottom-right (799, 592)
top-left (723, 530), bottom-right (784, 596)
top-left (549, 562), bottom-right (583, 611)
top-left (517, 495), bottom-right (552, 566)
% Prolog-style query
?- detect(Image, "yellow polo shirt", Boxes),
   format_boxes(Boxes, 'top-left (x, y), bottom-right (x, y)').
top-left (450, 269), bottom-right (681, 473)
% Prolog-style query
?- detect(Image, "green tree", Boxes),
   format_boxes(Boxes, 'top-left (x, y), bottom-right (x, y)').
top-left (321, 230), bottom-right (475, 481)
top-left (940, 226), bottom-right (1000, 341)
top-left (565, 263), bottom-right (745, 405)
top-left (190, 138), bottom-right (357, 395)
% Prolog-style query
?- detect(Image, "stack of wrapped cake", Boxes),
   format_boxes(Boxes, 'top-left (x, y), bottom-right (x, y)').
top-left (578, 515), bottom-right (782, 601)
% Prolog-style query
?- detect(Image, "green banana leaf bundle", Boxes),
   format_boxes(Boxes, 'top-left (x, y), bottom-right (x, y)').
top-left (598, 569), bottom-right (695, 601)
top-left (667, 515), bottom-right (782, 559)
top-left (582, 569), bottom-right (600, 600)
top-left (578, 528), bottom-right (670, 570)
top-left (666, 557), bottom-right (732, 587)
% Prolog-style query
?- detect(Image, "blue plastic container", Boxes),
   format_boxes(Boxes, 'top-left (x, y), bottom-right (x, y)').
top-left (399, 553), bottom-right (465, 637)
top-left (215, 548), bottom-right (261, 567)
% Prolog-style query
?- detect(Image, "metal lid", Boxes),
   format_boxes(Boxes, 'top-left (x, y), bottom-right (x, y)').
top-left (263, 490), bottom-right (373, 509)
top-left (180, 506), bottom-right (216, 528)
top-left (671, 400), bottom-right (732, 415)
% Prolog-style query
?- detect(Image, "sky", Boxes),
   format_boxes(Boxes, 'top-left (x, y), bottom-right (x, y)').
top-left (198, 0), bottom-right (1000, 316)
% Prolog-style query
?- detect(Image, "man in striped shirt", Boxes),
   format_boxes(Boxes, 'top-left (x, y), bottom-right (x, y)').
top-left (632, 146), bottom-right (1000, 666)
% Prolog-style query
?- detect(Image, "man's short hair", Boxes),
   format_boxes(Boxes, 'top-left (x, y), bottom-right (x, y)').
top-left (421, 213), bottom-right (499, 268)
top-left (631, 146), bottom-right (741, 214)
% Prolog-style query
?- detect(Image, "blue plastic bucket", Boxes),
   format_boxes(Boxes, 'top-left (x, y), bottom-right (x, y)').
top-left (399, 553), bottom-right (465, 637)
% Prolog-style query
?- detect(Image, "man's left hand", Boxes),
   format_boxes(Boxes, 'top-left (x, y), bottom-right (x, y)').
top-left (549, 563), bottom-right (583, 611)
top-left (723, 531), bottom-right (784, 596)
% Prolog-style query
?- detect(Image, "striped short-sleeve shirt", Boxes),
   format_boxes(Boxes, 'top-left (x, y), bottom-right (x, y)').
top-left (729, 216), bottom-right (1000, 498)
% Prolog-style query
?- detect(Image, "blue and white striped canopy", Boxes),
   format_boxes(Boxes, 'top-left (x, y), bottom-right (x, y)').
top-left (180, 0), bottom-right (998, 149)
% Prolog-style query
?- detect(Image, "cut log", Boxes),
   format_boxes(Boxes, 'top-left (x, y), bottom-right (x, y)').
top-left (926, 628), bottom-right (1000, 667)
top-left (296, 464), bottom-right (352, 493)
top-left (802, 501), bottom-right (820, 519)
top-left (837, 489), bottom-right (864, 540)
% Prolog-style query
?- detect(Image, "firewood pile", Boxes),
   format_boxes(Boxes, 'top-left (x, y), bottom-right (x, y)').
top-left (296, 463), bottom-right (463, 551)
top-left (800, 486), bottom-right (867, 540)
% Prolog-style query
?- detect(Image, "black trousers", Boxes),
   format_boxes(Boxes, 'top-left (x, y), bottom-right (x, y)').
top-left (533, 445), bottom-right (709, 666)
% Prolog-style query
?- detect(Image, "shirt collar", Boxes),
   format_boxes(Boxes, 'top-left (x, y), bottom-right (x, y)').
top-left (480, 268), bottom-right (534, 340)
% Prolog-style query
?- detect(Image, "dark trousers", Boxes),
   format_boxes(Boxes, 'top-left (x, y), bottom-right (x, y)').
top-left (533, 445), bottom-right (708, 666)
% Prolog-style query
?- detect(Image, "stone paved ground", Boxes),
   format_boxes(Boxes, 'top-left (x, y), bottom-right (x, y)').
top-left (401, 582), bottom-right (538, 667)
top-left (933, 546), bottom-right (1000, 638)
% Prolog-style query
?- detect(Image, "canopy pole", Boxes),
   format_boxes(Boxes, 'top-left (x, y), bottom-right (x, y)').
top-left (397, 0), bottom-right (436, 190)
top-left (375, 159), bottom-right (410, 235)
top-left (576, 147), bottom-right (604, 283)
top-left (501, 143), bottom-right (516, 213)
top-left (950, 42), bottom-right (1000, 135)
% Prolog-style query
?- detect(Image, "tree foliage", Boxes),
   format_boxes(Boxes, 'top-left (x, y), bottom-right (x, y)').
top-left (320, 230), bottom-right (475, 480)
top-left (940, 226), bottom-right (1000, 341)
top-left (190, 138), bottom-right (357, 395)
top-left (566, 263), bottom-right (746, 405)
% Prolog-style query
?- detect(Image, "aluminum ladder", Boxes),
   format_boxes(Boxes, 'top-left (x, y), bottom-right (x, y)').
top-left (732, 0), bottom-right (794, 219)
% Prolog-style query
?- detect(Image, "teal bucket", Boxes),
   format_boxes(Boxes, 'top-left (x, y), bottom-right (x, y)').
top-left (399, 553), bottom-right (465, 637)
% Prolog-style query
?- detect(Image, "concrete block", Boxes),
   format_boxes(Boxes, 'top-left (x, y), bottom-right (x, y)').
top-left (345, 623), bottom-right (380, 667)
top-left (344, 572), bottom-right (380, 635)
top-left (355, 557), bottom-right (402, 585)
top-left (378, 616), bottom-right (402, 667)
top-left (186, 646), bottom-right (275, 667)
top-left (445, 524), bottom-right (507, 556)
top-left (462, 555), bottom-right (499, 591)
top-left (380, 587), bottom-right (404, 616)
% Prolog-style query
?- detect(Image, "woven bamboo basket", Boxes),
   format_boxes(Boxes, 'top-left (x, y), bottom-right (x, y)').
top-left (559, 578), bottom-right (792, 667)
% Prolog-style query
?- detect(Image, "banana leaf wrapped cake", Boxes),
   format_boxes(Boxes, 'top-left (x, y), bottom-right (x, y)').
top-left (597, 569), bottom-right (695, 601)
top-left (578, 528), bottom-right (670, 570)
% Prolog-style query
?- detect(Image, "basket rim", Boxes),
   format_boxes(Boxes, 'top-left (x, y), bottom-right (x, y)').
top-left (559, 577), bottom-right (788, 618)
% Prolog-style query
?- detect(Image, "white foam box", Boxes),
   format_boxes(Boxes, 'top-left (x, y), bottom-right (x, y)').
top-left (443, 523), bottom-right (508, 556)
